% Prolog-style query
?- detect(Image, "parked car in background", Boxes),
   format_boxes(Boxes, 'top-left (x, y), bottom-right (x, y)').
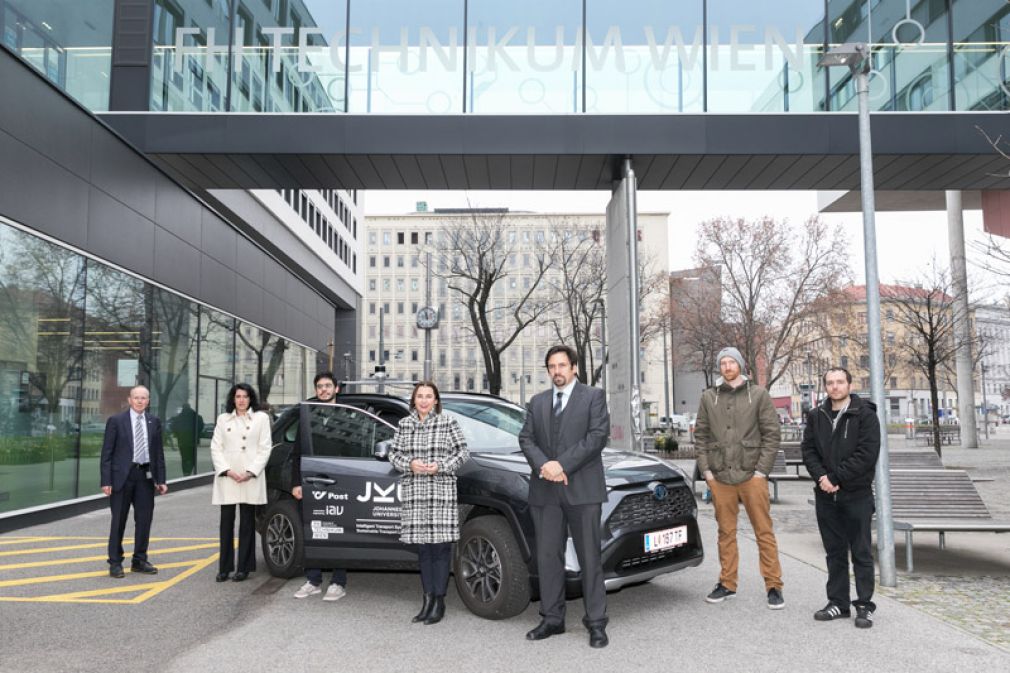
top-left (257, 392), bottom-right (704, 620)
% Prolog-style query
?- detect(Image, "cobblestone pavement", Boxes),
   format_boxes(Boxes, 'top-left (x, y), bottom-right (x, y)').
top-left (878, 576), bottom-right (1010, 652)
top-left (680, 439), bottom-right (1010, 654)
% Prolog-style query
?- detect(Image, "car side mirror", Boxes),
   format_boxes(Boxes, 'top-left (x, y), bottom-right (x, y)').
top-left (373, 439), bottom-right (393, 461)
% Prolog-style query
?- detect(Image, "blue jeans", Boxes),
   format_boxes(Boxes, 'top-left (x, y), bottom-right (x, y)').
top-left (305, 567), bottom-right (347, 587)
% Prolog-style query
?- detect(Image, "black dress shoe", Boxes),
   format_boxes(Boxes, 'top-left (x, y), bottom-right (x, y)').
top-left (588, 625), bottom-right (609, 649)
top-left (232, 572), bottom-right (249, 582)
top-left (130, 560), bottom-right (158, 574)
top-left (109, 564), bottom-right (125, 579)
top-left (215, 572), bottom-right (231, 582)
top-left (526, 621), bottom-right (565, 641)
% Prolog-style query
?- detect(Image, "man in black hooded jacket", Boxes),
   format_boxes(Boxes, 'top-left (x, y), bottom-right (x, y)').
top-left (802, 366), bottom-right (880, 629)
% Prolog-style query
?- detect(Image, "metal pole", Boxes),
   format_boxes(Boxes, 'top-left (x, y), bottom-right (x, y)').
top-left (520, 348), bottom-right (526, 406)
top-left (855, 55), bottom-right (896, 588)
top-left (981, 363), bottom-right (989, 440)
top-left (378, 307), bottom-right (385, 395)
top-left (599, 299), bottom-right (607, 395)
top-left (662, 323), bottom-right (671, 424)
top-left (623, 159), bottom-right (643, 451)
top-left (424, 252), bottom-right (432, 381)
top-left (947, 190), bottom-right (978, 448)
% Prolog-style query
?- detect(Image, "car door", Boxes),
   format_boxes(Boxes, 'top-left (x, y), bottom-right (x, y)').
top-left (298, 403), bottom-right (407, 565)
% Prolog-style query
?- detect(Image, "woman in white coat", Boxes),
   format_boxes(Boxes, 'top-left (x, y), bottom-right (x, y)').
top-left (211, 383), bottom-right (273, 582)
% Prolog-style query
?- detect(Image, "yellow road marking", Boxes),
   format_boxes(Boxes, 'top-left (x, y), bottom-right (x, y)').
top-left (0, 560), bottom-right (201, 588)
top-left (0, 537), bottom-right (62, 546)
top-left (0, 537), bottom-right (223, 604)
top-left (0, 543), bottom-right (218, 571)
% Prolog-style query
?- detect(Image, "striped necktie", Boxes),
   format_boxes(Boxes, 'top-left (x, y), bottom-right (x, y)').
top-left (133, 414), bottom-right (149, 464)
top-left (554, 391), bottom-right (563, 417)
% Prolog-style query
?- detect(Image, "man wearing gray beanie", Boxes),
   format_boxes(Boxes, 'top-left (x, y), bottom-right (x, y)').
top-left (694, 346), bottom-right (784, 609)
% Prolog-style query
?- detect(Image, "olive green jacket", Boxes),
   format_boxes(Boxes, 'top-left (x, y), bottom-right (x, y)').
top-left (694, 377), bottom-right (781, 485)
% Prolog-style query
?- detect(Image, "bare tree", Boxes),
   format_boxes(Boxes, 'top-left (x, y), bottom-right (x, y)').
top-left (428, 210), bottom-right (555, 395)
top-left (886, 268), bottom-right (978, 456)
top-left (669, 266), bottom-right (727, 388)
top-left (693, 216), bottom-right (851, 389)
top-left (545, 225), bottom-right (605, 385)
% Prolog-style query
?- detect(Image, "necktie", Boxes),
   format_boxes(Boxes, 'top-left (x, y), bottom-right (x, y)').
top-left (134, 414), bottom-right (148, 464)
top-left (554, 391), bottom-right (563, 417)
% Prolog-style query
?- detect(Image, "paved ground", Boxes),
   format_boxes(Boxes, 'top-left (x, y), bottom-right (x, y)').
top-left (0, 438), bottom-right (1008, 673)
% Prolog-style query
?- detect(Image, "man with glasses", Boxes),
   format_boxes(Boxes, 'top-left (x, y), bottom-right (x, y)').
top-left (291, 372), bottom-right (349, 602)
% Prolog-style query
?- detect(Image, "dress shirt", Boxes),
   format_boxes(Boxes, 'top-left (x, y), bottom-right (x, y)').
top-left (552, 378), bottom-right (577, 413)
top-left (130, 409), bottom-right (149, 463)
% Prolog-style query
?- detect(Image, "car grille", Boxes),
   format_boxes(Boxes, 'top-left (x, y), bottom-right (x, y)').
top-left (607, 486), bottom-right (694, 531)
top-left (618, 550), bottom-right (674, 571)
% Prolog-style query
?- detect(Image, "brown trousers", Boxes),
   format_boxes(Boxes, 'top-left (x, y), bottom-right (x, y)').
top-left (708, 476), bottom-right (783, 592)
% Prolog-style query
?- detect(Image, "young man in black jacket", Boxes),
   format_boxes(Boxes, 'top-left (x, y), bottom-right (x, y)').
top-left (802, 367), bottom-right (880, 629)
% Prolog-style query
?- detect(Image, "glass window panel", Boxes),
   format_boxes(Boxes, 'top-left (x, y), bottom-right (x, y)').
top-left (151, 0), bottom-right (231, 111)
top-left (1, 0), bottom-right (114, 110)
top-left (707, 0), bottom-right (825, 112)
top-left (348, 0), bottom-right (464, 113)
top-left (82, 261), bottom-right (148, 495)
top-left (951, 0), bottom-right (1010, 110)
top-left (828, 0), bottom-right (951, 111)
top-left (197, 307), bottom-right (234, 474)
top-left (235, 322), bottom-right (287, 419)
top-left (230, 0), bottom-right (346, 113)
top-left (146, 288), bottom-right (201, 479)
top-left (467, 0), bottom-right (581, 113)
top-left (0, 223), bottom-right (85, 512)
top-left (586, 0), bottom-right (704, 113)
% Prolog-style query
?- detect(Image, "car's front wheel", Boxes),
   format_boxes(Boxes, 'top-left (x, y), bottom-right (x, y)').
top-left (261, 499), bottom-right (302, 578)
top-left (453, 515), bottom-right (530, 620)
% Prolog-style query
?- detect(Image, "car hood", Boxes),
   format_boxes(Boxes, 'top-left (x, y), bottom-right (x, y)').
top-left (468, 448), bottom-right (685, 487)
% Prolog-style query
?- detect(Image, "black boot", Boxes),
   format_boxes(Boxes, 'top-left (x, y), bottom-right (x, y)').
top-left (412, 593), bottom-right (435, 623)
top-left (424, 595), bottom-right (445, 625)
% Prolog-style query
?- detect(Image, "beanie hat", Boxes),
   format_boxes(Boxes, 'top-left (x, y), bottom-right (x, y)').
top-left (716, 347), bottom-right (747, 374)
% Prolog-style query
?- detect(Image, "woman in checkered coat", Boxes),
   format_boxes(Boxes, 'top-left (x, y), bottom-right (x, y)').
top-left (389, 381), bottom-right (469, 625)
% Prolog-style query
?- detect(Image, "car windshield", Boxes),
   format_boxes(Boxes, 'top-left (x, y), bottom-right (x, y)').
top-left (441, 399), bottom-right (524, 454)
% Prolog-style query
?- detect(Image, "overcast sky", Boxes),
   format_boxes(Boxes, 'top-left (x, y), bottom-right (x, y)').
top-left (364, 189), bottom-right (998, 300)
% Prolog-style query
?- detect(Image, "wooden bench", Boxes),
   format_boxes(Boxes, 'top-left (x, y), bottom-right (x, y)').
top-left (692, 450), bottom-right (798, 503)
top-left (883, 469), bottom-right (1010, 572)
top-left (913, 426), bottom-right (960, 447)
top-left (887, 450), bottom-right (943, 469)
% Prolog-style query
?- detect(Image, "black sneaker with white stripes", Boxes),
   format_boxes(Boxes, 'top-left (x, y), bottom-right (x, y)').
top-left (813, 603), bottom-right (851, 621)
top-left (855, 606), bottom-right (874, 628)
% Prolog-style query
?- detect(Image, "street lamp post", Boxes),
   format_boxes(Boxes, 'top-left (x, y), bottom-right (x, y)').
top-left (818, 43), bottom-right (896, 588)
top-left (981, 362), bottom-right (989, 440)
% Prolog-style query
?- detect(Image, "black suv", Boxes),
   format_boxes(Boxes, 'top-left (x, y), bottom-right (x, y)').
top-left (257, 392), bottom-right (703, 619)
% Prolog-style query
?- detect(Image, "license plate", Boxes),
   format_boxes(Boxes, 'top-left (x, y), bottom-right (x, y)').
top-left (643, 525), bottom-right (688, 553)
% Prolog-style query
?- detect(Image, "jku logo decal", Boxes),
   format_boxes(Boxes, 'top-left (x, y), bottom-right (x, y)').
top-left (357, 481), bottom-right (401, 503)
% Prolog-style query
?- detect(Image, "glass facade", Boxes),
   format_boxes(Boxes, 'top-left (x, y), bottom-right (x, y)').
top-left (0, 218), bottom-right (317, 515)
top-left (0, 0), bottom-right (114, 110)
top-left (130, 0), bottom-right (1010, 114)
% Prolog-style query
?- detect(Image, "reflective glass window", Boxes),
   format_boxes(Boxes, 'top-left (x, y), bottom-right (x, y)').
top-left (0, 223), bottom-right (85, 512)
top-left (828, 0), bottom-right (951, 111)
top-left (951, 0), bottom-right (1010, 110)
top-left (707, 0), bottom-right (825, 112)
top-left (231, 0), bottom-right (346, 113)
top-left (0, 0), bottom-right (114, 110)
top-left (151, 0), bottom-right (231, 111)
top-left (197, 307), bottom-right (234, 474)
top-left (348, 0), bottom-right (464, 113)
top-left (235, 322), bottom-right (287, 418)
top-left (586, 0), bottom-right (703, 113)
top-left (467, 0), bottom-right (582, 113)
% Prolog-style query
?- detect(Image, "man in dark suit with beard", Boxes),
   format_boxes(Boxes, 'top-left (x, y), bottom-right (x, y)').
top-left (100, 385), bottom-right (168, 578)
top-left (519, 345), bottom-right (611, 648)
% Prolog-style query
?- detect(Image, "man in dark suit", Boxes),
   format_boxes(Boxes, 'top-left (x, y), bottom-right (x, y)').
top-left (519, 345), bottom-right (611, 648)
top-left (100, 385), bottom-right (168, 578)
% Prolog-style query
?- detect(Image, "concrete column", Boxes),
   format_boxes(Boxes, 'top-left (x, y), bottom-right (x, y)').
top-left (947, 190), bottom-right (979, 448)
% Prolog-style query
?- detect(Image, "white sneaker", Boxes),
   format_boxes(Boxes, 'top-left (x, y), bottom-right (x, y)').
top-left (293, 581), bottom-right (322, 599)
top-left (323, 584), bottom-right (346, 602)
